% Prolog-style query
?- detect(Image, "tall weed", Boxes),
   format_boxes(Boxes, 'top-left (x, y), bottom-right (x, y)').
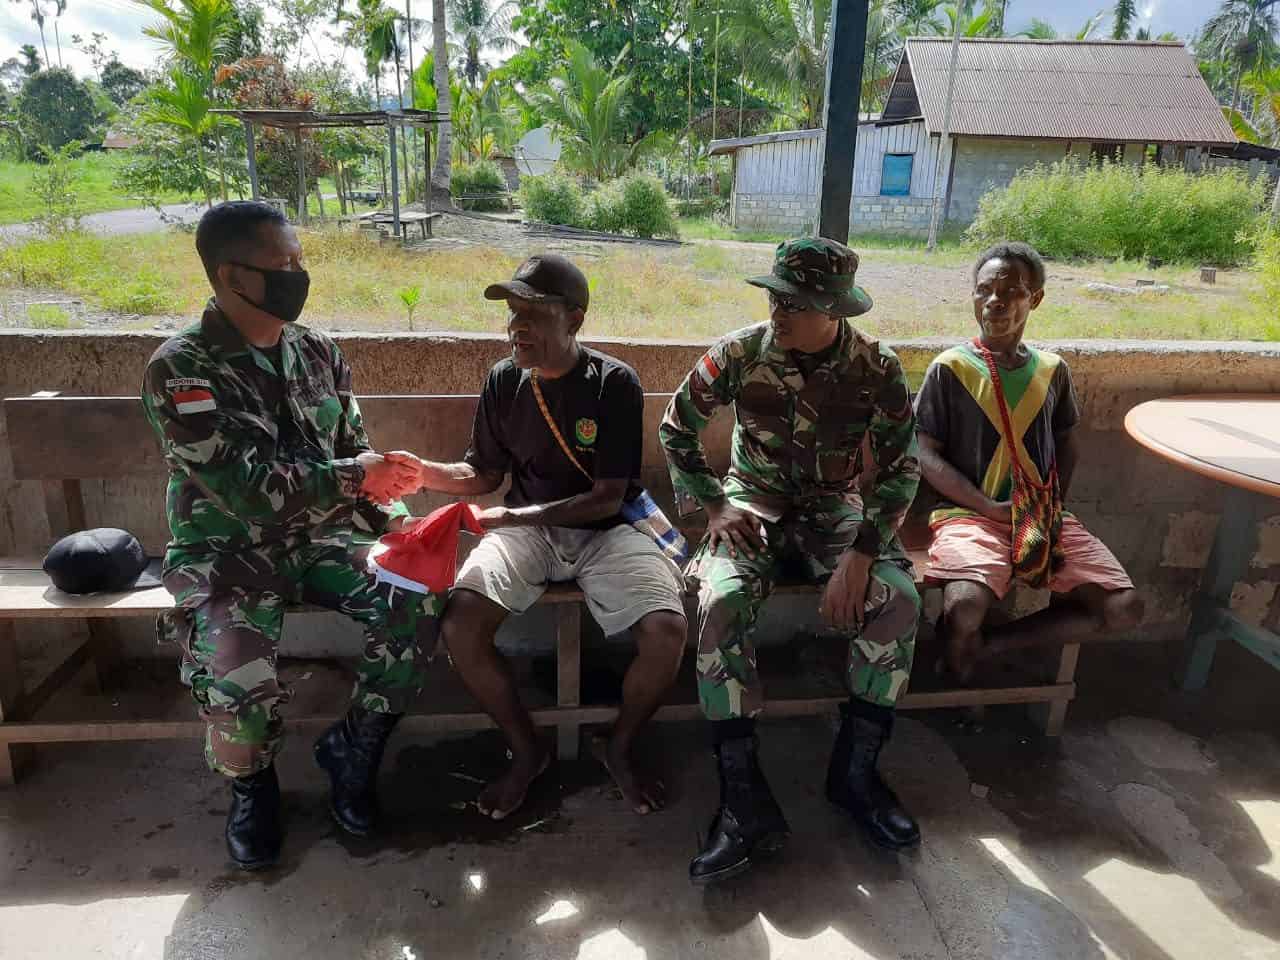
top-left (967, 160), bottom-right (1265, 266)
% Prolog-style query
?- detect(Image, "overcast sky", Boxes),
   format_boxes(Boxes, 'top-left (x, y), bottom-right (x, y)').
top-left (0, 0), bottom-right (1217, 83)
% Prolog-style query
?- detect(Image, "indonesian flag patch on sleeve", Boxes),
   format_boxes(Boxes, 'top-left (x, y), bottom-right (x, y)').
top-left (172, 387), bottom-right (216, 414)
top-left (698, 351), bottom-right (721, 384)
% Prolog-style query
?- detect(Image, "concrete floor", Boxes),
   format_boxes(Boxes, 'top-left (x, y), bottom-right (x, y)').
top-left (3, 637), bottom-right (1280, 960)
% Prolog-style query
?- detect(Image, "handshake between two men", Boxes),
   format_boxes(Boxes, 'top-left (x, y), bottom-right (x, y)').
top-left (356, 450), bottom-right (514, 531)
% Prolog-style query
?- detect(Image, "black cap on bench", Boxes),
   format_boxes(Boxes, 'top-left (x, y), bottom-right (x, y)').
top-left (43, 528), bottom-right (161, 595)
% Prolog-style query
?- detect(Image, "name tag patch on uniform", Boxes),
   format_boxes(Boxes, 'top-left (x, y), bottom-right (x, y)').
top-left (173, 387), bottom-right (216, 414)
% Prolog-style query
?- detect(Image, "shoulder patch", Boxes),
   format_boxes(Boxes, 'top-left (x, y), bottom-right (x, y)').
top-left (172, 387), bottom-right (216, 415)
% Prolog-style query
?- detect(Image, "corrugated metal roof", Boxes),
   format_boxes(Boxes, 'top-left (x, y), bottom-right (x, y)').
top-left (897, 39), bottom-right (1235, 146)
top-left (708, 128), bottom-right (822, 156)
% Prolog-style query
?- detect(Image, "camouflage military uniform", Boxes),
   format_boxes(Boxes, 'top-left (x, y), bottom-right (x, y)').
top-left (142, 303), bottom-right (440, 777)
top-left (660, 241), bottom-right (921, 721)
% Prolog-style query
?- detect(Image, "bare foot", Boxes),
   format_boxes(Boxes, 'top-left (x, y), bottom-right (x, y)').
top-left (475, 749), bottom-right (549, 821)
top-left (596, 735), bottom-right (665, 815)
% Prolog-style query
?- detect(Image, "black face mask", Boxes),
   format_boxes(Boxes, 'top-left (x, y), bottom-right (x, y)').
top-left (229, 262), bottom-right (310, 324)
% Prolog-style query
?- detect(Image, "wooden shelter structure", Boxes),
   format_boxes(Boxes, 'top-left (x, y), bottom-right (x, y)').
top-left (211, 108), bottom-right (450, 239)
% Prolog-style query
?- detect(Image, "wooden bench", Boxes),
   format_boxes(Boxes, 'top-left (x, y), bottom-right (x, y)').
top-left (356, 210), bottom-right (444, 240)
top-left (0, 393), bottom-right (1085, 786)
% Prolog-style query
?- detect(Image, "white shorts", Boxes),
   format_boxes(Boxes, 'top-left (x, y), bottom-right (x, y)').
top-left (453, 524), bottom-right (687, 637)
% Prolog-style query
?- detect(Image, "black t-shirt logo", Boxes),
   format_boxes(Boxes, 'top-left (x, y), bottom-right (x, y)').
top-left (575, 417), bottom-right (598, 447)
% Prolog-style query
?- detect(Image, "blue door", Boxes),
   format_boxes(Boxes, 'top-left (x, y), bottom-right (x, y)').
top-left (881, 154), bottom-right (913, 197)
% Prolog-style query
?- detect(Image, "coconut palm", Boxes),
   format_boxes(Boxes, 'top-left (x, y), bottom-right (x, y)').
top-left (1201, 0), bottom-right (1280, 116)
top-left (13, 1), bottom-right (55, 68)
top-left (432, 0), bottom-right (451, 189)
top-left (863, 0), bottom-right (902, 112)
top-left (1018, 11), bottom-right (1108, 40)
top-left (447, 0), bottom-right (518, 89)
top-left (1112, 0), bottom-right (1136, 39)
top-left (338, 0), bottom-right (397, 107)
top-left (892, 0), bottom-right (945, 37)
top-left (532, 41), bottom-right (649, 180)
top-left (721, 0), bottom-right (834, 128)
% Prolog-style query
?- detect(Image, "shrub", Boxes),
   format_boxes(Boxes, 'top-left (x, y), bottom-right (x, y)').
top-left (584, 180), bottom-right (627, 233)
top-left (966, 159), bottom-right (1266, 266)
top-left (519, 171), bottom-right (585, 226)
top-left (451, 161), bottom-right (508, 211)
top-left (30, 142), bottom-right (84, 236)
top-left (584, 174), bottom-right (678, 238)
top-left (618, 173), bottom-right (679, 239)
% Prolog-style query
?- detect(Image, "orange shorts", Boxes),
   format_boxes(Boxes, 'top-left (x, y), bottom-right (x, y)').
top-left (926, 514), bottom-right (1134, 600)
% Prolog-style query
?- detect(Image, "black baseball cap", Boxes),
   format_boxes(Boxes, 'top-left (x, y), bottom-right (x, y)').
top-left (43, 528), bottom-right (162, 595)
top-left (483, 254), bottom-right (590, 311)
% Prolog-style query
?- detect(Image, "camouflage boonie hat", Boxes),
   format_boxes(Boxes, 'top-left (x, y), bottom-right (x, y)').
top-left (746, 237), bottom-right (873, 317)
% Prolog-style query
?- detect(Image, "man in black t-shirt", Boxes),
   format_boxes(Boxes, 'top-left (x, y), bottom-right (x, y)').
top-left (391, 255), bottom-right (687, 820)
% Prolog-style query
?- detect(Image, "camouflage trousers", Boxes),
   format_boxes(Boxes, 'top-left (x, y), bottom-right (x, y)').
top-left (690, 497), bottom-right (920, 720)
top-left (161, 534), bottom-right (442, 778)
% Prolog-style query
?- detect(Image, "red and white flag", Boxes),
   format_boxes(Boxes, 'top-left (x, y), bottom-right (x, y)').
top-left (698, 352), bottom-right (721, 384)
top-left (173, 388), bottom-right (216, 415)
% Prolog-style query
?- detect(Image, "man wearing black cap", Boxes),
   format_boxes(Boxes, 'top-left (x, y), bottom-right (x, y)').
top-left (391, 254), bottom-right (688, 820)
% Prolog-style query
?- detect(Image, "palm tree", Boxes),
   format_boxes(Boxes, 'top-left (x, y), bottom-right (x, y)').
top-left (721, 0), bottom-right (834, 128)
top-left (144, 69), bottom-right (219, 206)
top-left (133, 0), bottom-right (237, 202)
top-left (533, 41), bottom-right (649, 180)
top-left (1201, 0), bottom-right (1280, 116)
top-left (1019, 18), bottom-right (1056, 39)
top-left (18, 42), bottom-right (40, 74)
top-left (1240, 64), bottom-right (1280, 144)
top-left (1112, 0), bottom-right (1136, 39)
top-left (432, 0), bottom-right (452, 190)
top-left (338, 0), bottom-right (395, 107)
top-left (446, 0), bottom-right (518, 89)
top-left (14, 1), bottom-right (54, 67)
top-left (942, 2), bottom-right (1001, 37)
top-left (1019, 11), bottom-right (1108, 40)
top-left (892, 0), bottom-right (945, 37)
top-left (863, 0), bottom-right (902, 112)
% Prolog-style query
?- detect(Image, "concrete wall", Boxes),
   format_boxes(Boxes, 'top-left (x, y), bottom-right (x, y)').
top-left (851, 196), bottom-right (935, 235)
top-left (4, 330), bottom-right (1280, 664)
top-left (732, 192), bottom-right (816, 234)
top-left (739, 193), bottom-right (933, 236)
top-left (946, 136), bottom-right (1072, 224)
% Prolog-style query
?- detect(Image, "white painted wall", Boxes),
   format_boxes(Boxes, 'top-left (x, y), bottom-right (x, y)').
top-left (852, 121), bottom-right (948, 199)
top-left (735, 135), bottom-right (822, 195)
top-left (730, 121), bottom-right (952, 233)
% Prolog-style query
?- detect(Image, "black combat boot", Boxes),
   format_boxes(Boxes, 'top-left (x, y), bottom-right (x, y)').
top-left (826, 699), bottom-right (920, 850)
top-left (314, 706), bottom-right (401, 837)
top-left (225, 764), bottom-right (282, 870)
top-left (690, 727), bottom-right (790, 886)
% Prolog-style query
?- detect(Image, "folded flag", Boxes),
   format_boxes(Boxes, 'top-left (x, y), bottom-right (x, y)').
top-left (368, 502), bottom-right (484, 594)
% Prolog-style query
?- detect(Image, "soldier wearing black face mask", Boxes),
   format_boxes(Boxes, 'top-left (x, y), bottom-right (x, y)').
top-left (141, 201), bottom-right (432, 870)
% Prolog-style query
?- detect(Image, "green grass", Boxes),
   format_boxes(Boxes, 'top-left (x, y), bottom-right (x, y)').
top-left (1, 225), bottom-right (1272, 341)
top-left (25, 303), bottom-right (78, 329)
top-left (0, 153), bottom-right (195, 225)
top-left (678, 216), bottom-right (789, 244)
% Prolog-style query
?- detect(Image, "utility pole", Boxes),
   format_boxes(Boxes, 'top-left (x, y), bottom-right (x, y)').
top-left (926, 6), bottom-right (964, 251)
top-left (817, 0), bottom-right (870, 242)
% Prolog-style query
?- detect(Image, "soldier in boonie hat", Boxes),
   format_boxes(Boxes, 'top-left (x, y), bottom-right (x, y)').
top-left (745, 236), bottom-right (873, 318)
top-left (660, 235), bottom-right (924, 884)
